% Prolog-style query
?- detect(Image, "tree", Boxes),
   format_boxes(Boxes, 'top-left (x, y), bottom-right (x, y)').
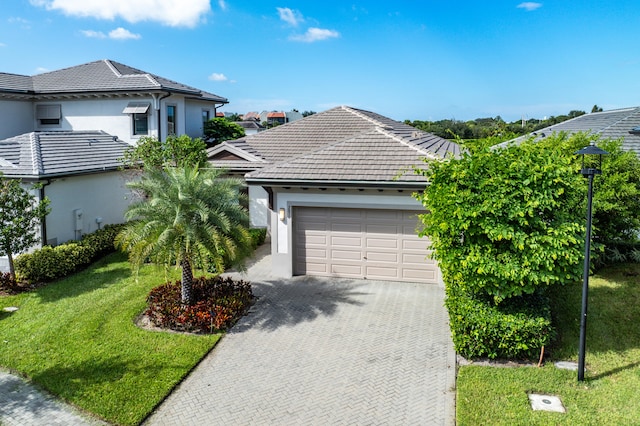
top-left (121, 135), bottom-right (207, 170)
top-left (203, 118), bottom-right (245, 146)
top-left (302, 110), bottom-right (316, 117)
top-left (592, 104), bottom-right (603, 113)
top-left (0, 177), bottom-right (50, 280)
top-left (115, 166), bottom-right (252, 305)
top-left (414, 133), bottom-right (586, 303)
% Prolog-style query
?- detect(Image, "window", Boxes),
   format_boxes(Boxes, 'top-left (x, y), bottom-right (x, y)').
top-left (167, 105), bottom-right (176, 136)
top-left (133, 113), bottom-right (148, 135)
top-left (202, 109), bottom-right (210, 126)
top-left (123, 102), bottom-right (151, 136)
top-left (36, 104), bottom-right (61, 126)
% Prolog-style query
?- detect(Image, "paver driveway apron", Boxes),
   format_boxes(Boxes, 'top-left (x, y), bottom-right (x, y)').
top-left (145, 247), bottom-right (456, 425)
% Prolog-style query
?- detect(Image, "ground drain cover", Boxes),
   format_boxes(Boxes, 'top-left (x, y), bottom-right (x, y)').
top-left (555, 361), bottom-right (579, 371)
top-left (528, 394), bottom-right (566, 413)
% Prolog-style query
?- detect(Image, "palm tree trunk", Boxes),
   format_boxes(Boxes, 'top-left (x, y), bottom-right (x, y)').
top-left (180, 258), bottom-right (194, 305)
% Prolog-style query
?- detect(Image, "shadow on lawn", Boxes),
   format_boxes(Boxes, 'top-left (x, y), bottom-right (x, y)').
top-left (36, 253), bottom-right (131, 303)
top-left (231, 276), bottom-right (368, 333)
top-left (550, 262), bottom-right (640, 358)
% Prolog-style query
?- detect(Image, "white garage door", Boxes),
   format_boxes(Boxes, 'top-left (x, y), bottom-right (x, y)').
top-left (293, 207), bottom-right (439, 284)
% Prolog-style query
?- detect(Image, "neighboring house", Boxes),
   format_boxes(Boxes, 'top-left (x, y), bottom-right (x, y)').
top-left (0, 59), bottom-right (228, 271)
top-left (257, 110), bottom-right (303, 126)
top-left (235, 120), bottom-right (265, 135)
top-left (0, 59), bottom-right (228, 144)
top-left (500, 107), bottom-right (640, 156)
top-left (0, 131), bottom-right (132, 272)
top-left (208, 105), bottom-right (460, 284)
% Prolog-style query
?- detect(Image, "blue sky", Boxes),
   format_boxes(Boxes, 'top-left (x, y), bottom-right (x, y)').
top-left (2, 1), bottom-right (640, 122)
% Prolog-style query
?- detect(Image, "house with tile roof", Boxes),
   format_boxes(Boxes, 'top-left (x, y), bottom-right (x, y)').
top-left (208, 105), bottom-right (460, 284)
top-left (497, 107), bottom-right (640, 156)
top-left (0, 59), bottom-right (228, 144)
top-left (0, 60), bottom-right (228, 271)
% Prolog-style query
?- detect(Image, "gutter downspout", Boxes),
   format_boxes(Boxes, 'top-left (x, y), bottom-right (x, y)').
top-left (152, 92), bottom-right (171, 141)
top-left (39, 179), bottom-right (51, 246)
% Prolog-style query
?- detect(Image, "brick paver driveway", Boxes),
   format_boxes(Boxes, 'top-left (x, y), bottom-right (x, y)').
top-left (145, 245), bottom-right (456, 425)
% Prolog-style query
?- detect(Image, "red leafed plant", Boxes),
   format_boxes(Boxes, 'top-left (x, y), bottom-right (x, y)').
top-left (145, 276), bottom-right (253, 333)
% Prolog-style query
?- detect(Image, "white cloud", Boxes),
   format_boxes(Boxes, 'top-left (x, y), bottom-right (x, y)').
top-left (218, 0), bottom-right (227, 11)
top-left (81, 29), bottom-right (106, 38)
top-left (290, 27), bottom-right (340, 43)
top-left (109, 27), bottom-right (141, 40)
top-left (81, 27), bottom-right (141, 40)
top-left (517, 2), bottom-right (542, 11)
top-left (30, 0), bottom-right (211, 27)
top-left (277, 7), bottom-right (303, 26)
top-left (0, 42), bottom-right (6, 47)
top-left (209, 73), bottom-right (228, 82)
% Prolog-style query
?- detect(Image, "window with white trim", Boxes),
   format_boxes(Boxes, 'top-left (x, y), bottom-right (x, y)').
top-left (167, 105), bottom-right (177, 136)
top-left (123, 102), bottom-right (150, 136)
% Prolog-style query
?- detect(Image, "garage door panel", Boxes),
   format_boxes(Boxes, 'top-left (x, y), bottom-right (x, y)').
top-left (294, 207), bottom-right (438, 284)
top-left (332, 264), bottom-right (363, 276)
top-left (366, 266), bottom-right (400, 279)
top-left (366, 237), bottom-right (398, 249)
top-left (366, 251), bottom-right (398, 262)
top-left (332, 250), bottom-right (361, 261)
top-left (331, 235), bottom-right (362, 248)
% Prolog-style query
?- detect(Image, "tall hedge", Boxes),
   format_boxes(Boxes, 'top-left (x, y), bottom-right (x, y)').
top-left (415, 133), bottom-right (586, 303)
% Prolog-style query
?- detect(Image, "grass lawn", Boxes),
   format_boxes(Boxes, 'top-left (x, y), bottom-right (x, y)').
top-left (456, 262), bottom-right (640, 425)
top-left (0, 252), bottom-right (221, 426)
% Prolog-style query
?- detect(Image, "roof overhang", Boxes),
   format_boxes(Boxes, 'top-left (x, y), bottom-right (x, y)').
top-left (245, 177), bottom-right (428, 190)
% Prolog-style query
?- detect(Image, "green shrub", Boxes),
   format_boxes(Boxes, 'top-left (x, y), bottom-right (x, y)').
top-left (145, 276), bottom-right (253, 333)
top-left (15, 224), bottom-right (124, 284)
top-left (446, 283), bottom-right (554, 360)
top-left (249, 228), bottom-right (267, 248)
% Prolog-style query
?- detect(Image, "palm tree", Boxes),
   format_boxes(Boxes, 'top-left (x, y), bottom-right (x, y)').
top-left (116, 166), bottom-right (252, 305)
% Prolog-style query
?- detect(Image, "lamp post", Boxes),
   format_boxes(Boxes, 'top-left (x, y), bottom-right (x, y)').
top-left (575, 141), bottom-right (609, 382)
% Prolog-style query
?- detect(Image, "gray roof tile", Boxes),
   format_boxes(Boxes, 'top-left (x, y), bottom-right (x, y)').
top-left (0, 131), bottom-right (130, 178)
top-left (501, 107), bottom-right (640, 157)
top-left (1, 60), bottom-right (227, 103)
top-left (215, 105), bottom-right (460, 185)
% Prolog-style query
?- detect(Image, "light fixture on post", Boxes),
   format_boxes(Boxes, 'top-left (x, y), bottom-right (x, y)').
top-left (575, 141), bottom-right (609, 382)
top-left (278, 208), bottom-right (286, 221)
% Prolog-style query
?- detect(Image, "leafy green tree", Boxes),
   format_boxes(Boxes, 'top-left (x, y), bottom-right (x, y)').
top-left (203, 118), bottom-right (245, 146)
top-left (115, 166), bottom-right (252, 305)
top-left (414, 133), bottom-right (587, 303)
top-left (563, 135), bottom-right (640, 244)
top-left (121, 135), bottom-right (207, 170)
top-left (0, 177), bottom-right (50, 280)
top-left (302, 110), bottom-right (316, 117)
top-left (592, 104), bottom-right (603, 113)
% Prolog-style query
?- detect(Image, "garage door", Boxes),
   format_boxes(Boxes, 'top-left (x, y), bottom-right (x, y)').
top-left (293, 207), bottom-right (438, 284)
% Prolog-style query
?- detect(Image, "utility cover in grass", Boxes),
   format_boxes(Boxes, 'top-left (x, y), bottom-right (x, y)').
top-left (528, 394), bottom-right (566, 413)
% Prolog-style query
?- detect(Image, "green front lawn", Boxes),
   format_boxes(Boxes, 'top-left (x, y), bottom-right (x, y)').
top-left (0, 252), bottom-right (220, 426)
top-left (456, 263), bottom-right (640, 425)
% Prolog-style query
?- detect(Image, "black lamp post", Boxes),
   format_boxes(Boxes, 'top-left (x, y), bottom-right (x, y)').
top-left (575, 141), bottom-right (609, 382)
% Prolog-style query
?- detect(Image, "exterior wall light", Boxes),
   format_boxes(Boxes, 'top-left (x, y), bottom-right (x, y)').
top-left (279, 208), bottom-right (286, 221)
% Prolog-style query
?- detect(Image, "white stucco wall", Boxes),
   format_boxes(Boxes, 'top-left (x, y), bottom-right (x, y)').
top-left (42, 171), bottom-right (134, 245)
top-left (249, 185), bottom-right (269, 228)
top-left (269, 187), bottom-right (425, 277)
top-left (0, 99), bottom-right (33, 139)
top-left (185, 100), bottom-right (215, 140)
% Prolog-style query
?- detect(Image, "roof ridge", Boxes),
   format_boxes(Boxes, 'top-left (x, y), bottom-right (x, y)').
top-left (29, 132), bottom-right (44, 175)
top-left (375, 127), bottom-right (439, 160)
top-left (342, 106), bottom-right (390, 129)
top-left (597, 107), bottom-right (640, 133)
top-left (105, 59), bottom-right (161, 86)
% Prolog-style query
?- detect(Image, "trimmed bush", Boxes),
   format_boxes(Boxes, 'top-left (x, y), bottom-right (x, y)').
top-left (446, 283), bottom-right (554, 360)
top-left (15, 224), bottom-right (124, 284)
top-left (249, 228), bottom-right (267, 249)
top-left (145, 275), bottom-right (253, 333)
